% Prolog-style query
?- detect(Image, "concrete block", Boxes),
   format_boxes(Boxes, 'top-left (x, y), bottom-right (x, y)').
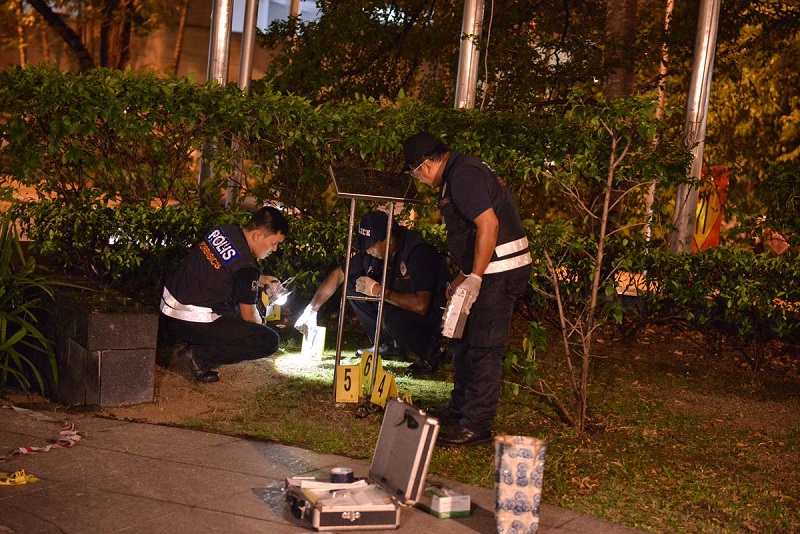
top-left (87, 313), bottom-right (159, 352)
top-left (48, 287), bottom-right (158, 407)
top-left (89, 348), bottom-right (155, 406)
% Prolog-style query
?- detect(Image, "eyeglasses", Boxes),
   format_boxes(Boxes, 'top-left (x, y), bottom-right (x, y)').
top-left (409, 159), bottom-right (426, 179)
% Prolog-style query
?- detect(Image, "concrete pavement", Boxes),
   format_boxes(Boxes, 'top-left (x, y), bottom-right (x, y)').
top-left (0, 405), bottom-right (643, 533)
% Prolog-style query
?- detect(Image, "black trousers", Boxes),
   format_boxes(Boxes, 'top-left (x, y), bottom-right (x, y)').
top-left (161, 314), bottom-right (280, 368)
top-left (449, 264), bottom-right (530, 433)
top-left (347, 281), bottom-right (444, 363)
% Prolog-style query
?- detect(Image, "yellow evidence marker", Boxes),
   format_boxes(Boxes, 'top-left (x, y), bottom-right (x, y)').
top-left (334, 365), bottom-right (361, 403)
top-left (369, 367), bottom-right (397, 408)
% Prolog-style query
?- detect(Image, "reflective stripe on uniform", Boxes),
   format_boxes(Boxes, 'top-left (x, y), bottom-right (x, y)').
top-left (160, 287), bottom-right (221, 323)
top-left (484, 251), bottom-right (533, 275)
top-left (495, 236), bottom-right (528, 258)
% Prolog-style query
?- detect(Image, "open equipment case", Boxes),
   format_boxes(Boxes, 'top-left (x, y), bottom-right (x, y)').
top-left (285, 398), bottom-right (440, 530)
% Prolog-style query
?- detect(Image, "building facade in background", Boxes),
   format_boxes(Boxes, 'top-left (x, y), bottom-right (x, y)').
top-left (0, 0), bottom-right (319, 83)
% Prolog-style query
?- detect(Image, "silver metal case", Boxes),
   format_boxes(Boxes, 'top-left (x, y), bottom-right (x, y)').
top-left (285, 398), bottom-right (440, 530)
top-left (442, 287), bottom-right (469, 339)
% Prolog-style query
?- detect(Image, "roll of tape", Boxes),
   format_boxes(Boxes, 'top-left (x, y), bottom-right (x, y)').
top-left (330, 467), bottom-right (354, 483)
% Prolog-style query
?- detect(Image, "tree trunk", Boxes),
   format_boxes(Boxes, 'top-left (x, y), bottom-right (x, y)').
top-left (603, 0), bottom-right (638, 98)
top-left (602, 0), bottom-right (638, 230)
top-left (116, 0), bottom-right (133, 69)
top-left (100, 0), bottom-right (120, 67)
top-left (645, 0), bottom-right (675, 242)
top-left (16, 1), bottom-right (27, 66)
top-left (40, 19), bottom-right (50, 62)
top-left (172, 0), bottom-right (191, 75)
top-left (27, 0), bottom-right (95, 71)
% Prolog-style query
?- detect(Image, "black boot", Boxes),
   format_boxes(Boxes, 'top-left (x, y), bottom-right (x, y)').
top-left (179, 346), bottom-right (220, 384)
top-left (427, 401), bottom-right (463, 424)
top-left (355, 341), bottom-right (409, 361)
top-left (436, 424), bottom-right (492, 448)
top-left (405, 359), bottom-right (435, 378)
top-left (406, 343), bottom-right (449, 377)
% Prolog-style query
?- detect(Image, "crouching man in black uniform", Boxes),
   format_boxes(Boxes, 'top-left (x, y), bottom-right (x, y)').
top-left (294, 211), bottom-right (450, 377)
top-left (160, 206), bottom-right (289, 383)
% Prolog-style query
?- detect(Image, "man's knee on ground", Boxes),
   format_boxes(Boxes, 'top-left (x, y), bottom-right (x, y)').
top-left (254, 326), bottom-right (280, 356)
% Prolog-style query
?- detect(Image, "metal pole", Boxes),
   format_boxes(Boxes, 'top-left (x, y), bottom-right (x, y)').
top-left (237, 0), bottom-right (259, 90)
top-left (454, 0), bottom-right (484, 109)
top-left (367, 204), bottom-right (394, 397)
top-left (199, 0), bottom-right (234, 185)
top-left (225, 0), bottom-right (260, 206)
top-left (207, 0), bottom-right (233, 84)
top-left (670, 0), bottom-right (720, 253)
top-left (333, 199), bottom-right (358, 396)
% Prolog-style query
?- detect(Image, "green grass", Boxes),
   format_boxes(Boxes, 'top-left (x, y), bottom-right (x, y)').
top-left (86, 323), bottom-right (800, 532)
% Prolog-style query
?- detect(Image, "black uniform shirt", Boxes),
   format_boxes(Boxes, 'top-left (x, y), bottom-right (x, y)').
top-left (440, 152), bottom-right (527, 272)
top-left (165, 224), bottom-right (259, 316)
top-left (447, 161), bottom-right (493, 221)
top-left (345, 227), bottom-right (447, 309)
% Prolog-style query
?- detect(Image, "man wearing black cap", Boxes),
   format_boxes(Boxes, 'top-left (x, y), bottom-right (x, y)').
top-left (294, 211), bottom-right (450, 377)
top-left (403, 132), bottom-right (532, 447)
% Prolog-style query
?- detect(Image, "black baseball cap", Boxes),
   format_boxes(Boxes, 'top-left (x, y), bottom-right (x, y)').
top-left (357, 211), bottom-right (389, 251)
top-left (403, 132), bottom-right (447, 169)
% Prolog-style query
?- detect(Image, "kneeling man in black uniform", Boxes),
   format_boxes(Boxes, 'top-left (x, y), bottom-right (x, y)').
top-left (160, 206), bottom-right (289, 383)
top-left (294, 211), bottom-right (450, 377)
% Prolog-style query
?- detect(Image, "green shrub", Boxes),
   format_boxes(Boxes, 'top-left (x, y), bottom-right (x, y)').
top-left (0, 65), bottom-right (557, 219)
top-left (11, 196), bottom-right (246, 295)
top-left (3, 64), bottom-right (798, 379)
top-left (733, 161), bottom-right (800, 248)
top-left (639, 247), bottom-right (800, 369)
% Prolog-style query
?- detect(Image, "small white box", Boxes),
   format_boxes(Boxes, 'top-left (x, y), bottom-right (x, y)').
top-left (420, 485), bottom-right (471, 518)
top-left (301, 326), bottom-right (326, 358)
top-left (442, 288), bottom-right (468, 339)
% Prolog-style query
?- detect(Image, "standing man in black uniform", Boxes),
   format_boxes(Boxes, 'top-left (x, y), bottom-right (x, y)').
top-left (160, 206), bottom-right (289, 383)
top-left (294, 211), bottom-right (450, 377)
top-left (403, 132), bottom-right (532, 447)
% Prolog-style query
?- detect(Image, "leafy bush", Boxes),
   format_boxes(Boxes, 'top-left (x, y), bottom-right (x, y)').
top-left (3, 65), bottom-right (798, 404)
top-left (745, 161), bottom-right (799, 248)
top-left (638, 247), bottom-right (800, 369)
top-left (11, 196), bottom-right (247, 296)
top-left (0, 65), bottom-right (558, 220)
top-left (0, 66), bottom-right (231, 206)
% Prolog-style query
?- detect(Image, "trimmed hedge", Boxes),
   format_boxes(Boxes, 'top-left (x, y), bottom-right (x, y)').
top-left (2, 65), bottom-right (797, 360)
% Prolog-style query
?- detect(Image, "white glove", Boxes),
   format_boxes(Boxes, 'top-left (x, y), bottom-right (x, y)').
top-left (294, 304), bottom-right (317, 336)
top-left (355, 276), bottom-right (380, 297)
top-left (458, 273), bottom-right (482, 314)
